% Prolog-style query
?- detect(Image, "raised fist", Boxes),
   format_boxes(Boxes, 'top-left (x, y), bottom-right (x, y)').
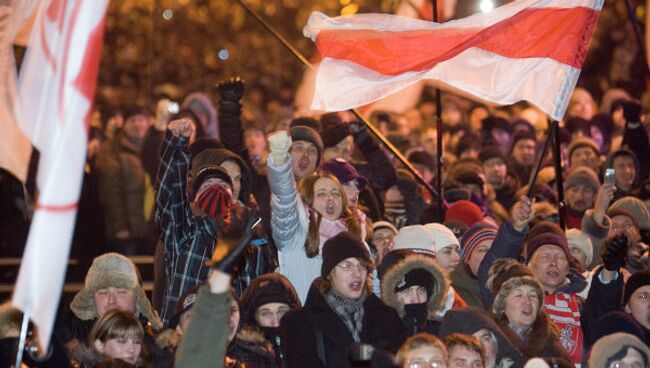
top-left (168, 118), bottom-right (193, 138)
top-left (217, 77), bottom-right (245, 101)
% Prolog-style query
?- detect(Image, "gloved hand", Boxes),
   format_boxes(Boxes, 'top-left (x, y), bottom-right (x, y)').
top-left (602, 235), bottom-right (628, 271)
top-left (217, 76), bottom-right (245, 101)
top-left (194, 183), bottom-right (233, 223)
top-left (622, 101), bottom-right (641, 124)
top-left (267, 130), bottom-right (292, 166)
top-left (211, 209), bottom-right (262, 274)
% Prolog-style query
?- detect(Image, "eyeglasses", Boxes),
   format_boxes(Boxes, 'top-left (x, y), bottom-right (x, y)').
top-left (608, 361), bottom-right (644, 368)
top-left (405, 358), bottom-right (447, 368)
top-left (337, 262), bottom-right (368, 273)
top-left (612, 222), bottom-right (635, 231)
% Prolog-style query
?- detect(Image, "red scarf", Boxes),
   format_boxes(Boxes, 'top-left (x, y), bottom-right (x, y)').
top-left (544, 292), bottom-right (582, 366)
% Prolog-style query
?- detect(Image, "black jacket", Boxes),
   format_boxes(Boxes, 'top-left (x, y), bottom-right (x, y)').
top-left (280, 281), bottom-right (407, 368)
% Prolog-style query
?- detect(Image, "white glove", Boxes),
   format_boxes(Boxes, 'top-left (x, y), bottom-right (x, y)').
top-left (267, 130), bottom-right (292, 166)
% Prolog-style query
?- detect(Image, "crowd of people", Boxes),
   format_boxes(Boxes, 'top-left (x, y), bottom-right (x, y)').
top-left (1, 73), bottom-right (650, 368)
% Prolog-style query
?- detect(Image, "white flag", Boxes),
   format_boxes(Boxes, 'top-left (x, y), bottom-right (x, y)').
top-left (12, 0), bottom-right (108, 351)
top-left (0, 0), bottom-right (37, 182)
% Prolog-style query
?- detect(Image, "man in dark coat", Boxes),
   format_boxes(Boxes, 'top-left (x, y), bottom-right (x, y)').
top-left (280, 232), bottom-right (407, 368)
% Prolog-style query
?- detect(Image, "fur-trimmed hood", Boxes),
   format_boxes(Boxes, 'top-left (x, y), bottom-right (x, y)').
top-left (378, 248), bottom-right (450, 317)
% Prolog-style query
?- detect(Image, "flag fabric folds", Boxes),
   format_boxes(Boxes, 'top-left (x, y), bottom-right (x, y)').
top-left (11, 0), bottom-right (108, 351)
top-left (304, 0), bottom-right (604, 121)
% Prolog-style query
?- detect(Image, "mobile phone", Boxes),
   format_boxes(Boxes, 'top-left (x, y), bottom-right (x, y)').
top-left (604, 168), bottom-right (615, 185)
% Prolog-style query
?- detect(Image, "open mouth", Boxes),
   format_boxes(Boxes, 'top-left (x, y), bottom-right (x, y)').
top-left (349, 281), bottom-right (363, 292)
top-left (299, 158), bottom-right (310, 170)
top-left (326, 202), bottom-right (336, 216)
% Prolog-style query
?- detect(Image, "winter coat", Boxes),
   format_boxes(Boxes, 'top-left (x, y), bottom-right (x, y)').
top-left (494, 312), bottom-right (571, 362)
top-left (439, 306), bottom-right (526, 368)
top-left (94, 131), bottom-right (149, 241)
top-left (175, 284), bottom-right (231, 368)
top-left (450, 263), bottom-right (485, 309)
top-left (280, 281), bottom-right (407, 368)
top-left (267, 155), bottom-right (363, 302)
top-left (378, 249), bottom-right (449, 336)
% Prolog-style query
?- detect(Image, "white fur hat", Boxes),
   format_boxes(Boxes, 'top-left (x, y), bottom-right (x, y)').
top-left (423, 223), bottom-right (460, 253)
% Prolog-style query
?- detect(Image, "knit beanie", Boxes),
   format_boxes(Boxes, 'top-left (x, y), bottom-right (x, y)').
top-left (589, 333), bottom-right (650, 368)
top-left (241, 273), bottom-right (301, 324)
top-left (478, 146), bottom-right (506, 165)
top-left (460, 221), bottom-right (498, 264)
top-left (191, 165), bottom-right (233, 198)
top-left (372, 221), bottom-right (398, 235)
top-left (509, 130), bottom-right (536, 154)
top-left (321, 232), bottom-right (372, 277)
top-left (290, 125), bottom-right (324, 164)
top-left (394, 225), bottom-right (436, 253)
top-left (290, 116), bottom-right (322, 132)
top-left (423, 223), bottom-right (461, 253)
top-left (408, 150), bottom-right (436, 170)
top-left (568, 136), bottom-right (600, 161)
top-left (320, 158), bottom-right (368, 190)
top-left (526, 232), bottom-right (571, 263)
top-left (70, 253), bottom-right (162, 330)
top-left (564, 166), bottom-right (599, 193)
top-left (444, 200), bottom-right (484, 229)
top-left (609, 196), bottom-right (650, 231)
top-left (623, 269), bottom-right (650, 307)
top-left (486, 259), bottom-right (542, 318)
top-left (566, 229), bottom-right (593, 266)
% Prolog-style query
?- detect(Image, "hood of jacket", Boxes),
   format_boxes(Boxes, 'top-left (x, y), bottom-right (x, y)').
top-left (378, 249), bottom-right (450, 318)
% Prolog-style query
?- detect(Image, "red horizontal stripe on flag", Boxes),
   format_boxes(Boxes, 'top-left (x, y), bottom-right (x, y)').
top-left (315, 7), bottom-right (599, 75)
top-left (36, 202), bottom-right (79, 212)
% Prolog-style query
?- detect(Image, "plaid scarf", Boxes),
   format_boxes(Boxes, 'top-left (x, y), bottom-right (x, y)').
top-left (324, 288), bottom-right (367, 343)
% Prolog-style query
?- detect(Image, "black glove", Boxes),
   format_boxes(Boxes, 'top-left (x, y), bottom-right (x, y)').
top-left (622, 101), bottom-right (641, 124)
top-left (211, 209), bottom-right (261, 274)
top-left (601, 235), bottom-right (628, 271)
top-left (217, 77), bottom-right (245, 101)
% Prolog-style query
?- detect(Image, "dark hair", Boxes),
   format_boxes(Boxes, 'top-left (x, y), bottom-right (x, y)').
top-left (443, 333), bottom-right (485, 366)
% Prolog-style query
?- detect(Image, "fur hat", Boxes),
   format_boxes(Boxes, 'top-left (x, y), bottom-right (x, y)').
top-left (566, 229), bottom-right (593, 266)
top-left (564, 166), bottom-right (599, 193)
top-left (290, 125), bottom-right (324, 165)
top-left (394, 225), bottom-right (436, 253)
top-left (486, 259), bottom-right (542, 319)
top-left (588, 333), bottom-right (650, 368)
top-left (321, 232), bottom-right (372, 277)
top-left (460, 221), bottom-right (498, 264)
top-left (423, 223), bottom-right (461, 254)
top-left (70, 253), bottom-right (162, 330)
top-left (377, 248), bottom-right (449, 317)
top-left (241, 273), bottom-right (301, 325)
top-left (609, 196), bottom-right (650, 231)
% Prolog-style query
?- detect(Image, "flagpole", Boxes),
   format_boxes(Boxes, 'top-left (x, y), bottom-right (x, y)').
top-left (234, 0), bottom-right (447, 205)
top-left (14, 313), bottom-right (29, 368)
top-left (550, 119), bottom-right (567, 230)
top-left (623, 0), bottom-right (650, 78)
top-left (525, 119), bottom-right (554, 198)
top-left (432, 0), bottom-right (445, 221)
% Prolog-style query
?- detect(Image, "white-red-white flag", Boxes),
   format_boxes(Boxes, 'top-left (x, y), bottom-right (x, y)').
top-left (11, 0), bottom-right (108, 350)
top-left (304, 0), bottom-right (603, 121)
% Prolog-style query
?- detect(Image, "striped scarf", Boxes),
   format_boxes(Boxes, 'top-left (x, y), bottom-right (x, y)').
top-left (324, 288), bottom-right (367, 343)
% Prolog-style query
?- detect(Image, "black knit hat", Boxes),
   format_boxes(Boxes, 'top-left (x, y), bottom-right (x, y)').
top-left (478, 146), bottom-right (506, 164)
top-left (190, 148), bottom-right (251, 203)
top-left (290, 125), bottom-right (324, 164)
top-left (321, 232), bottom-right (372, 277)
top-left (191, 165), bottom-right (232, 198)
top-left (623, 269), bottom-right (650, 307)
top-left (509, 130), bottom-right (536, 153)
top-left (408, 150), bottom-right (436, 170)
top-left (290, 116), bottom-right (322, 132)
top-left (240, 273), bottom-right (301, 325)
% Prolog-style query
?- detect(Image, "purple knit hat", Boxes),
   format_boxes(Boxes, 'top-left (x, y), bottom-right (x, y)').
top-left (526, 232), bottom-right (571, 263)
top-left (320, 158), bottom-right (368, 190)
top-left (460, 221), bottom-right (498, 263)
